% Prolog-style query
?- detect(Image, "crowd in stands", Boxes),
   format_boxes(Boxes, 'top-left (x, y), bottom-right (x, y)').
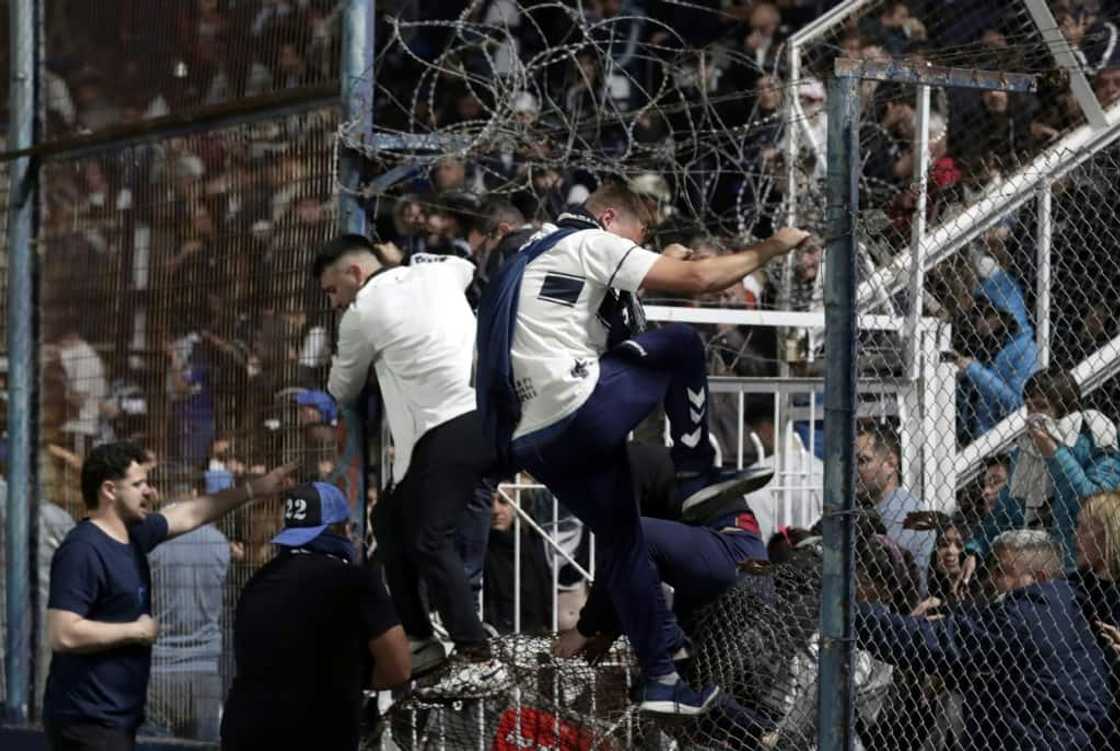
top-left (3, 0), bottom-right (1120, 747)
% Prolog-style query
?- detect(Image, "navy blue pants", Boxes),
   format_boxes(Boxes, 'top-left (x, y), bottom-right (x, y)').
top-left (514, 324), bottom-right (715, 677)
top-left (578, 519), bottom-right (767, 638)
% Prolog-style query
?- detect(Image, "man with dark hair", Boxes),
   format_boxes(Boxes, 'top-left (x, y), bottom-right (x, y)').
top-left (856, 421), bottom-right (935, 594)
top-left (476, 181), bottom-right (809, 714)
top-left (42, 441), bottom-right (295, 751)
top-left (314, 232), bottom-right (504, 696)
top-left (220, 482), bottom-right (410, 750)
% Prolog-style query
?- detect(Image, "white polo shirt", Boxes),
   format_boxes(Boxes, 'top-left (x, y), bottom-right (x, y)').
top-left (511, 224), bottom-right (660, 439)
top-left (327, 255), bottom-right (478, 483)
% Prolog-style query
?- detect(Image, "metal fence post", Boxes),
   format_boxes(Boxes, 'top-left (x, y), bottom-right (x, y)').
top-left (5, 0), bottom-right (39, 724)
top-left (338, 0), bottom-right (376, 554)
top-left (818, 71), bottom-right (860, 751)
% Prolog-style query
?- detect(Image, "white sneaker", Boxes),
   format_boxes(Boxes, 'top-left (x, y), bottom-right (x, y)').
top-left (409, 638), bottom-right (447, 678)
top-left (415, 656), bottom-right (511, 699)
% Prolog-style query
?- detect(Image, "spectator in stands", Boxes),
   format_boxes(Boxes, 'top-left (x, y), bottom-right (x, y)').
top-left (483, 489), bottom-right (554, 634)
top-left (49, 326), bottom-right (113, 454)
top-left (962, 367), bottom-right (1120, 579)
top-left (856, 422), bottom-right (936, 594)
top-left (424, 191), bottom-right (478, 258)
top-left (921, 515), bottom-right (980, 605)
top-left (765, 531), bottom-right (921, 749)
top-left (146, 515), bottom-right (230, 742)
top-left (1058, 2), bottom-right (1119, 75)
top-left (859, 1), bottom-right (920, 56)
top-left (220, 482), bottom-right (410, 750)
top-left (1095, 62), bottom-right (1120, 107)
top-left (166, 330), bottom-right (216, 470)
top-left (856, 530), bottom-right (1110, 751)
top-left (742, 395), bottom-right (824, 543)
top-left (42, 442), bottom-right (294, 751)
top-left (315, 234), bottom-right (504, 696)
top-left (389, 193), bottom-right (429, 257)
top-left (954, 295), bottom-right (1038, 441)
top-left (1071, 490), bottom-right (1120, 745)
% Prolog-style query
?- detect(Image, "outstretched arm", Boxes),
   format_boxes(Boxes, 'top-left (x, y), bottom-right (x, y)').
top-left (160, 462), bottom-right (298, 539)
top-left (640, 228), bottom-right (810, 295)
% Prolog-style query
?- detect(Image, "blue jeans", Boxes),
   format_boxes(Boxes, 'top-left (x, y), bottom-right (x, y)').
top-left (514, 324), bottom-right (715, 677)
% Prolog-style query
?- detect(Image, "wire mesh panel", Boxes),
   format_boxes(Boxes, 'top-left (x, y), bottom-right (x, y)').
top-left (34, 106), bottom-right (341, 735)
top-left (41, 0), bottom-right (342, 140)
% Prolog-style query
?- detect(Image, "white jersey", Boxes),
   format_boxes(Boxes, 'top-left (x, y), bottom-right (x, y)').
top-left (327, 255), bottom-right (477, 483)
top-left (511, 224), bottom-right (660, 439)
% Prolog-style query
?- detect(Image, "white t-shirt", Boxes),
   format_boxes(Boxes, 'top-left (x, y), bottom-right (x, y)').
top-left (327, 256), bottom-right (478, 483)
top-left (58, 338), bottom-right (108, 437)
top-left (511, 225), bottom-right (660, 439)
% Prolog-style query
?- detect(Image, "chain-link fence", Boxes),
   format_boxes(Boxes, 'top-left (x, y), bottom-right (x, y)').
top-left (40, 0), bottom-right (341, 140)
top-left (6, 0), bottom-right (1120, 747)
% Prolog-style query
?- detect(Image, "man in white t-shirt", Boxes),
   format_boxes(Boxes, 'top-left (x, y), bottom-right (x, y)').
top-left (501, 182), bottom-right (809, 715)
top-left (315, 235), bottom-right (503, 696)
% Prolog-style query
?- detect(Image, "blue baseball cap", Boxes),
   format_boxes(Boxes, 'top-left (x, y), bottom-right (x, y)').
top-left (271, 481), bottom-right (351, 547)
top-left (296, 389), bottom-right (338, 426)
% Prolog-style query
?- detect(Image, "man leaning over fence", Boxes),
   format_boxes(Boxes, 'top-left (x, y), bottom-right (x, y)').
top-left (41, 441), bottom-right (295, 751)
top-left (855, 529), bottom-right (1110, 751)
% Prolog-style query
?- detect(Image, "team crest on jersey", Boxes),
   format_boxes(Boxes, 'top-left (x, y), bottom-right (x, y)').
top-left (570, 359), bottom-right (590, 379)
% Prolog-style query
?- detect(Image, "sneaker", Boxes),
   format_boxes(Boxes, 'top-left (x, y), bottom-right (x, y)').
top-left (410, 637), bottom-right (447, 678)
top-left (638, 679), bottom-right (721, 716)
top-left (415, 655), bottom-right (511, 700)
top-left (678, 466), bottom-right (774, 522)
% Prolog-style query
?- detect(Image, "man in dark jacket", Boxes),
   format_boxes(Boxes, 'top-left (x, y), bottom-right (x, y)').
top-left (856, 529), bottom-right (1109, 751)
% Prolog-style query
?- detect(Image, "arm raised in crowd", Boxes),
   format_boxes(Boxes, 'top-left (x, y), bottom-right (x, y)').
top-left (160, 462), bottom-right (297, 540)
top-left (640, 228), bottom-right (810, 295)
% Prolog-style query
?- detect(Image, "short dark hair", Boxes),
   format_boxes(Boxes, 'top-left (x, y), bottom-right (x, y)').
top-left (1023, 366), bottom-right (1082, 418)
top-left (81, 441), bottom-right (149, 510)
top-left (984, 453), bottom-right (1011, 472)
top-left (471, 197), bottom-right (525, 238)
top-left (312, 234), bottom-right (378, 278)
top-left (858, 420), bottom-right (901, 463)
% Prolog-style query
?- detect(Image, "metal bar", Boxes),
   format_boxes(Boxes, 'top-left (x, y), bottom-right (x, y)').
top-left (1, 86), bottom-right (338, 162)
top-left (788, 0), bottom-right (878, 44)
top-left (5, 0), bottom-right (38, 724)
top-left (856, 115), bottom-right (1120, 310)
top-left (1035, 183), bottom-right (1053, 370)
top-left (1022, 0), bottom-right (1109, 128)
top-left (340, 0), bottom-right (375, 234)
top-left (818, 72), bottom-right (860, 751)
top-left (498, 487), bottom-right (594, 581)
top-left (833, 57), bottom-right (1037, 92)
top-left (645, 305), bottom-right (936, 332)
top-left (339, 0), bottom-right (375, 555)
top-left (905, 86), bottom-right (932, 381)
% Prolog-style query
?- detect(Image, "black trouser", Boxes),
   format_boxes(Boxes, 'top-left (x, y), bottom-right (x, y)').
top-left (45, 721), bottom-right (135, 751)
top-left (377, 410), bottom-right (494, 646)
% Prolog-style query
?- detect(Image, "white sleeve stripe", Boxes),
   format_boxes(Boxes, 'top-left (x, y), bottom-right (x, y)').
top-left (606, 245), bottom-right (639, 288)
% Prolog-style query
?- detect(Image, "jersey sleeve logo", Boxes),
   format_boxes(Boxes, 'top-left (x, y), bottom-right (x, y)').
top-left (538, 272), bottom-right (585, 307)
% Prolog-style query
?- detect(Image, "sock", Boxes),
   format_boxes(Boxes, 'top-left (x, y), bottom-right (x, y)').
top-left (654, 672), bottom-right (680, 686)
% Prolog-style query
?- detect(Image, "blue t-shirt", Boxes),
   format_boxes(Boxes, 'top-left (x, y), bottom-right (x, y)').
top-left (43, 513), bottom-right (169, 729)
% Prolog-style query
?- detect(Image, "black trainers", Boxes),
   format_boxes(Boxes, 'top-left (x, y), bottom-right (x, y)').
top-left (678, 466), bottom-right (774, 522)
